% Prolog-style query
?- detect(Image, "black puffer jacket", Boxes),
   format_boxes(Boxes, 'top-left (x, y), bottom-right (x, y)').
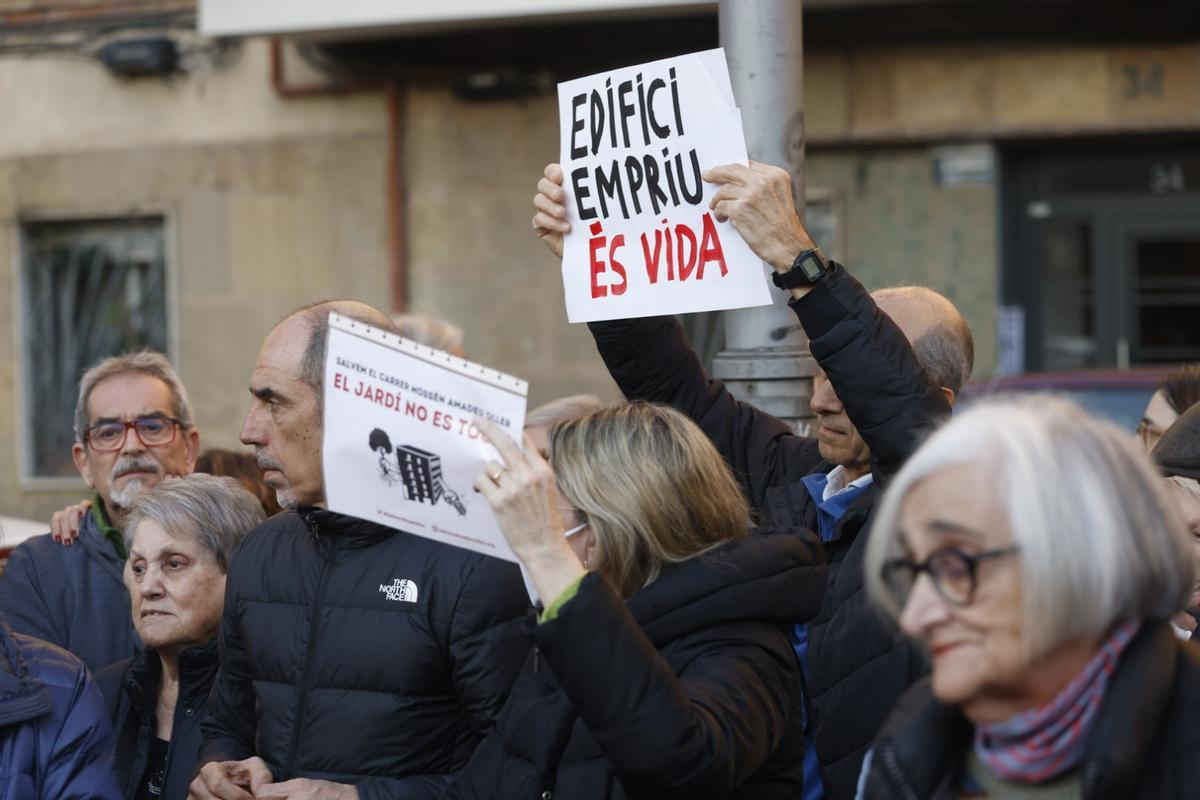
top-left (862, 622), bottom-right (1200, 799)
top-left (198, 509), bottom-right (531, 799)
top-left (589, 263), bottom-right (949, 798)
top-left (442, 529), bottom-right (826, 799)
top-left (96, 639), bottom-right (218, 800)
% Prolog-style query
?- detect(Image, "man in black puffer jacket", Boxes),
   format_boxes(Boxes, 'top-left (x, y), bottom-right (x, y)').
top-left (532, 161), bottom-right (973, 798)
top-left (191, 302), bottom-right (531, 800)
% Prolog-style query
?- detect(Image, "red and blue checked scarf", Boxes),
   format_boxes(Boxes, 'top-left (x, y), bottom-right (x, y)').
top-left (972, 620), bottom-right (1140, 784)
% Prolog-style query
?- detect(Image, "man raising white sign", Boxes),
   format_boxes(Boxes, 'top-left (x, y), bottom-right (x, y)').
top-left (534, 159), bottom-right (974, 799)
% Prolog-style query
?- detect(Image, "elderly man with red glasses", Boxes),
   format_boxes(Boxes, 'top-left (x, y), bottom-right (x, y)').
top-left (0, 351), bottom-right (199, 673)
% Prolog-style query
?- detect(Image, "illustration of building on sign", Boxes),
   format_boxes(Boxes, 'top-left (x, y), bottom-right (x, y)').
top-left (397, 445), bottom-right (443, 505)
top-left (368, 428), bottom-right (468, 516)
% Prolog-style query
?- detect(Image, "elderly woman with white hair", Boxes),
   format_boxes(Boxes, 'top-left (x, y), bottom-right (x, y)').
top-left (96, 474), bottom-right (264, 800)
top-left (858, 396), bottom-right (1200, 799)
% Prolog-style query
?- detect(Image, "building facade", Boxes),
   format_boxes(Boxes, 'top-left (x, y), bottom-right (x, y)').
top-left (2, 0), bottom-right (1198, 519)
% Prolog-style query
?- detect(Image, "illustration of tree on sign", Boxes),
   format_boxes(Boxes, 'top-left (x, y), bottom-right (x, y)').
top-left (369, 428), bottom-right (468, 515)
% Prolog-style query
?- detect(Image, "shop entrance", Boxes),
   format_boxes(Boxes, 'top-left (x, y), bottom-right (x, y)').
top-left (1003, 142), bottom-right (1200, 371)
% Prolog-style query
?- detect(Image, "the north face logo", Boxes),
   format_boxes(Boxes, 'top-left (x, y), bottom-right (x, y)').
top-left (379, 578), bottom-right (419, 603)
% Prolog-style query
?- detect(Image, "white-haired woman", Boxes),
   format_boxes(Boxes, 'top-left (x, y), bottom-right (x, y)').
top-left (444, 402), bottom-right (826, 799)
top-left (857, 396), bottom-right (1200, 798)
top-left (96, 474), bottom-right (264, 800)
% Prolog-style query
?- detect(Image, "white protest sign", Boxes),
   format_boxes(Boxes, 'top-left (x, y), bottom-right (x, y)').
top-left (322, 313), bottom-right (528, 563)
top-left (557, 47), bottom-right (772, 323)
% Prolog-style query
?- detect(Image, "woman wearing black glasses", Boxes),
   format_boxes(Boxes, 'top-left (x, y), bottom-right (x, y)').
top-left (858, 395), bottom-right (1200, 799)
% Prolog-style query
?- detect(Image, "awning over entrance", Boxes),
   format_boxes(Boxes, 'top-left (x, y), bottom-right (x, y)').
top-left (198, 0), bottom-right (714, 39)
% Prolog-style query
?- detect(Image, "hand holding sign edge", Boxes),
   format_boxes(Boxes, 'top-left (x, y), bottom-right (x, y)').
top-left (472, 418), bottom-right (586, 606)
top-left (704, 160), bottom-right (816, 282)
top-left (533, 163), bottom-right (570, 260)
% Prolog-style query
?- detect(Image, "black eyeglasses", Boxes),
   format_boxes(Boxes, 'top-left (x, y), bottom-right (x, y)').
top-left (881, 544), bottom-right (1019, 606)
top-left (84, 416), bottom-right (183, 452)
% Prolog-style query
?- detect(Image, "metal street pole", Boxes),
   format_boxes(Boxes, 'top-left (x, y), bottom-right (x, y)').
top-left (712, 0), bottom-right (817, 431)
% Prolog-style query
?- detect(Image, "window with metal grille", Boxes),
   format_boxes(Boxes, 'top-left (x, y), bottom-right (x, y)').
top-left (21, 217), bottom-right (169, 479)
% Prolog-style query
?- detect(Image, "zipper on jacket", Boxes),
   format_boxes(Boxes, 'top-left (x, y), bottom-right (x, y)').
top-left (284, 514), bottom-right (333, 776)
top-left (879, 744), bottom-right (922, 800)
top-left (533, 645), bottom-right (540, 674)
top-left (160, 658), bottom-right (199, 793)
top-left (160, 704), bottom-right (185, 794)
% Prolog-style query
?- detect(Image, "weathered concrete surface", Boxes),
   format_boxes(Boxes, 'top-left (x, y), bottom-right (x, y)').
top-left (3, 31), bottom-right (1199, 519)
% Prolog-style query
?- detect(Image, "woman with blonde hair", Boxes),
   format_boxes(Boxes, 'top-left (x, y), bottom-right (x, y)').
top-left (858, 395), bottom-right (1200, 798)
top-left (441, 401), bottom-right (825, 799)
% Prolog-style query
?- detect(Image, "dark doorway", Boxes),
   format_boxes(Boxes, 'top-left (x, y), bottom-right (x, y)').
top-left (1002, 141), bottom-right (1200, 372)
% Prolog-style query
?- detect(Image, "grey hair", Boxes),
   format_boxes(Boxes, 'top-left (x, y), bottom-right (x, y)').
top-left (290, 301), bottom-right (398, 395)
top-left (1166, 475), bottom-right (1200, 501)
top-left (525, 394), bottom-right (605, 431)
top-left (74, 350), bottom-right (194, 441)
top-left (392, 313), bottom-right (465, 356)
top-left (911, 321), bottom-right (975, 394)
top-left (124, 473), bottom-right (266, 573)
top-left (865, 394), bottom-right (1193, 662)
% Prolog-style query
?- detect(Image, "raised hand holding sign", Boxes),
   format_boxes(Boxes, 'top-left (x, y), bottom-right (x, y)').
top-left (556, 48), bottom-right (772, 322)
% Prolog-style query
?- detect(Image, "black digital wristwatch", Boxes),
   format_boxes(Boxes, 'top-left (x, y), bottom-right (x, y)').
top-left (771, 247), bottom-right (829, 290)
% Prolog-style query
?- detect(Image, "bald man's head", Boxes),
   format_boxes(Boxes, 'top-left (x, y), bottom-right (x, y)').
top-left (872, 287), bottom-right (974, 398)
top-left (239, 300), bottom-right (398, 510)
top-left (291, 300), bottom-right (397, 397)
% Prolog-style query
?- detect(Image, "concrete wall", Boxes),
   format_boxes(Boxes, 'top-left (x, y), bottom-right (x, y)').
top-left (805, 43), bottom-right (1200, 143)
top-left (0, 38), bottom-right (392, 520)
top-left (4, 29), bottom-right (1199, 521)
top-left (402, 82), bottom-right (620, 408)
top-left (806, 149), bottom-right (998, 377)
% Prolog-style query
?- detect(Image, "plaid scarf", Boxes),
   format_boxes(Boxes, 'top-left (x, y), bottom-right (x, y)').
top-left (973, 620), bottom-right (1140, 784)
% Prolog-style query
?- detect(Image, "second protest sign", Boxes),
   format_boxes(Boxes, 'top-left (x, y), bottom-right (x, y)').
top-left (322, 313), bottom-right (529, 563)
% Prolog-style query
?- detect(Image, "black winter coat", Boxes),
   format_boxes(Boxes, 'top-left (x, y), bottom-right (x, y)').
top-left (96, 639), bottom-right (218, 800)
top-left (589, 263), bottom-right (949, 798)
top-left (441, 529), bottom-right (827, 800)
top-left (198, 509), bottom-right (532, 800)
top-left (861, 622), bottom-right (1200, 799)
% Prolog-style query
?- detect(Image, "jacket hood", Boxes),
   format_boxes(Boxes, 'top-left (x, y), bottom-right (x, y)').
top-left (629, 527), bottom-right (826, 646)
top-left (0, 616), bottom-right (52, 727)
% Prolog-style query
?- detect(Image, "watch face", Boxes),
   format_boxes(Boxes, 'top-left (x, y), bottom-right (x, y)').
top-left (799, 252), bottom-right (825, 281)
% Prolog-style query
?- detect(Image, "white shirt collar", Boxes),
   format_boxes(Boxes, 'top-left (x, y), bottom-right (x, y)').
top-left (823, 465), bottom-right (875, 503)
